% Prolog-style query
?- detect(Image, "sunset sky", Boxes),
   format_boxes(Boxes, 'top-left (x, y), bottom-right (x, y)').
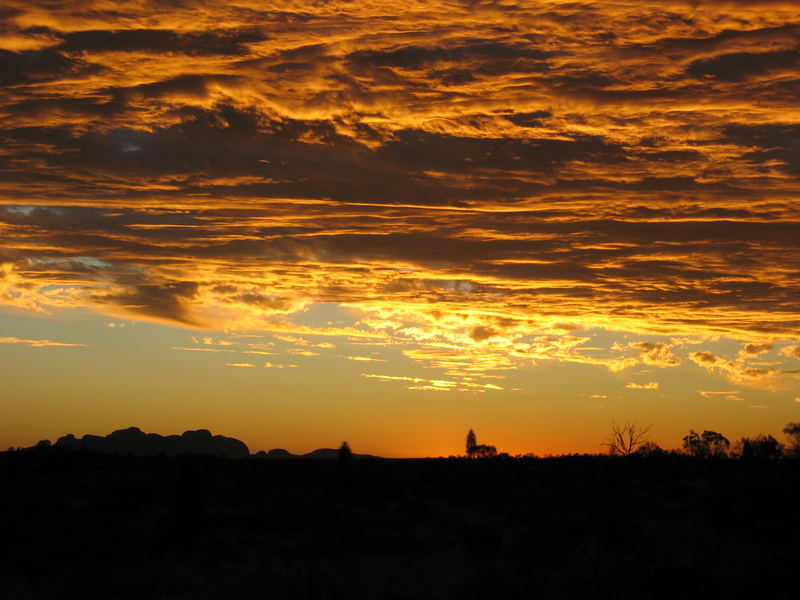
top-left (2, 0), bottom-right (799, 457)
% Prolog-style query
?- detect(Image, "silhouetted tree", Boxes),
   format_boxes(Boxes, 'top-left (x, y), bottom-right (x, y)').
top-left (465, 430), bottom-right (498, 458)
top-left (682, 430), bottom-right (729, 458)
top-left (736, 434), bottom-right (784, 459)
top-left (782, 422), bottom-right (800, 457)
top-left (466, 429), bottom-right (477, 458)
top-left (35, 439), bottom-right (51, 449)
top-left (338, 440), bottom-right (352, 482)
top-left (603, 421), bottom-right (651, 455)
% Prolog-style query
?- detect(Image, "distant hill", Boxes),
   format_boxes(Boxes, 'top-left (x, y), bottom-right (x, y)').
top-left (253, 447), bottom-right (382, 460)
top-left (54, 427), bottom-right (249, 458)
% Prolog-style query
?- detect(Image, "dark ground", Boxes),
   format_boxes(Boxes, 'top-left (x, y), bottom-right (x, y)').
top-left (2, 448), bottom-right (798, 599)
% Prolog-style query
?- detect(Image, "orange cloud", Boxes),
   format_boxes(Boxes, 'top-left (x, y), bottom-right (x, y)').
top-left (1, 0), bottom-right (799, 387)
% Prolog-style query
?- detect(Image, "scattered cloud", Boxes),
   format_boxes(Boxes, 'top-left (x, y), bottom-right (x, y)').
top-left (172, 346), bottom-right (234, 353)
top-left (625, 382), bottom-right (659, 390)
top-left (362, 373), bottom-right (504, 393)
top-left (224, 362), bottom-right (254, 368)
top-left (689, 349), bottom-right (800, 388)
top-left (782, 346), bottom-right (800, 359)
top-left (698, 390), bottom-right (744, 402)
top-left (287, 349), bottom-right (320, 357)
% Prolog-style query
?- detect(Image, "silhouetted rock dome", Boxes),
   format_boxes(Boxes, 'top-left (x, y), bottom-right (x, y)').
top-left (54, 427), bottom-right (249, 458)
top-left (266, 448), bottom-right (294, 458)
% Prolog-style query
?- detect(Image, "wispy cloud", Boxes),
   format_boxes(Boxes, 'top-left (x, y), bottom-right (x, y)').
top-left (0, 337), bottom-right (87, 348)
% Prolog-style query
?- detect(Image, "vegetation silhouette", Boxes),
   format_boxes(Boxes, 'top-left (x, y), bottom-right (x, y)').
top-left (4, 421), bottom-right (800, 598)
top-left (782, 422), bottom-right (800, 457)
top-left (682, 429), bottom-right (730, 458)
top-left (736, 434), bottom-right (784, 460)
top-left (466, 429), bottom-right (497, 458)
top-left (603, 421), bottom-right (650, 455)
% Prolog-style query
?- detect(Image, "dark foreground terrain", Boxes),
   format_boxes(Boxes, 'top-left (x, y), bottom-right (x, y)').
top-left (2, 448), bottom-right (799, 600)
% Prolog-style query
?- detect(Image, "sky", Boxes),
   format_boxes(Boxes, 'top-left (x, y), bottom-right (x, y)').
top-left (1, 0), bottom-right (799, 457)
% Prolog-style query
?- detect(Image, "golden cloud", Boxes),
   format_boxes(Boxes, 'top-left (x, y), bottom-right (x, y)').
top-left (1, 0), bottom-right (800, 385)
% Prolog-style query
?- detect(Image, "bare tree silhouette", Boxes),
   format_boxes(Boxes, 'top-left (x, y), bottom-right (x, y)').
top-left (603, 421), bottom-right (651, 456)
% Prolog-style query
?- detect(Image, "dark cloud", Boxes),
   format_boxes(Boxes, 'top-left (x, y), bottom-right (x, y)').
top-left (688, 48), bottom-right (800, 81)
top-left (101, 282), bottom-right (200, 324)
top-left (377, 130), bottom-right (626, 174)
top-left (58, 28), bottom-right (267, 56)
top-left (1, 0), bottom-right (799, 342)
top-left (0, 49), bottom-right (99, 87)
top-left (347, 40), bottom-right (552, 73)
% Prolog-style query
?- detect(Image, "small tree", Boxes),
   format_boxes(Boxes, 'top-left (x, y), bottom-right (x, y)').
top-left (682, 430), bottom-right (729, 458)
top-left (337, 440), bottom-right (352, 482)
top-left (466, 429), bottom-right (477, 458)
top-left (782, 423), bottom-right (800, 457)
top-left (338, 440), bottom-right (352, 462)
top-left (603, 421), bottom-right (651, 456)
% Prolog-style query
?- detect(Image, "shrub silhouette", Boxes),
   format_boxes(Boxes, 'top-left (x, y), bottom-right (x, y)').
top-left (472, 444), bottom-right (497, 458)
top-left (682, 429), bottom-right (729, 458)
top-left (782, 422), bottom-right (800, 457)
top-left (736, 434), bottom-right (784, 459)
top-left (636, 441), bottom-right (666, 457)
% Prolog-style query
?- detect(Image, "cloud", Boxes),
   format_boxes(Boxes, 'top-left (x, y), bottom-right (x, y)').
top-left (362, 372), bottom-right (503, 393)
top-left (625, 382), bottom-right (659, 390)
top-left (172, 346), bottom-right (234, 353)
top-left (287, 349), bottom-right (320, 357)
top-left (224, 362), bottom-right (254, 368)
top-left (782, 346), bottom-right (800, 359)
top-left (629, 342), bottom-right (682, 367)
top-left (0, 336), bottom-right (87, 347)
top-left (698, 390), bottom-right (743, 402)
top-left (1, 0), bottom-right (800, 378)
top-left (689, 350), bottom-right (800, 387)
top-left (687, 49), bottom-right (800, 81)
top-left (741, 343), bottom-right (773, 356)
top-left (58, 28), bottom-right (266, 56)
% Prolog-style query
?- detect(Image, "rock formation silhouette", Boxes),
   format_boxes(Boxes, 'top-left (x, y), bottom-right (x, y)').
top-left (54, 427), bottom-right (249, 458)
